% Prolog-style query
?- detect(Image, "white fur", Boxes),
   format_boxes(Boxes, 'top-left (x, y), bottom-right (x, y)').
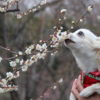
top-left (64, 29), bottom-right (100, 100)
top-left (80, 83), bottom-right (100, 97)
top-left (70, 92), bottom-right (76, 100)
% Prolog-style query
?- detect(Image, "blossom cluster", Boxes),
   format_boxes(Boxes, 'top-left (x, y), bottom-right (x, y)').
top-left (0, 4), bottom-right (94, 94)
top-left (16, 0), bottom-right (47, 19)
top-left (0, 30), bottom-right (67, 93)
top-left (17, 0), bottom-right (46, 19)
top-left (0, 0), bottom-right (47, 19)
top-left (0, 8), bottom-right (68, 93)
top-left (0, 73), bottom-right (18, 93)
top-left (0, 0), bottom-right (20, 12)
top-left (8, 30), bottom-right (67, 72)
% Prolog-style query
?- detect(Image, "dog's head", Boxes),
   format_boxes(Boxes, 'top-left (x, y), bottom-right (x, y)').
top-left (64, 29), bottom-right (97, 51)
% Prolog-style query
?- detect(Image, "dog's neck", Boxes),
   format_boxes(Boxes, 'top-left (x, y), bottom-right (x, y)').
top-left (71, 48), bottom-right (99, 73)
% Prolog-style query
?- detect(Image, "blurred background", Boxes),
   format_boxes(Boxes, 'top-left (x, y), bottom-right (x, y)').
top-left (0, 0), bottom-right (100, 100)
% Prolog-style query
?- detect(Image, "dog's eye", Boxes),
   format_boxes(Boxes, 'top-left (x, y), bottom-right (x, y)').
top-left (77, 31), bottom-right (84, 37)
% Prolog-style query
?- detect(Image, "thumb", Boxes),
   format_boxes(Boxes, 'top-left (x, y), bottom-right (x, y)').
top-left (71, 79), bottom-right (80, 99)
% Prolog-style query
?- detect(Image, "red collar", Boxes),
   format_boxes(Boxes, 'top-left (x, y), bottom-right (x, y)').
top-left (80, 71), bottom-right (100, 88)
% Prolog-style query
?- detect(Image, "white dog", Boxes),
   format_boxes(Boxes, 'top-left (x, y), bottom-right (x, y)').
top-left (64, 29), bottom-right (100, 100)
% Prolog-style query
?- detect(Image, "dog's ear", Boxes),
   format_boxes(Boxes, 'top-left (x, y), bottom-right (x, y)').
top-left (93, 37), bottom-right (100, 49)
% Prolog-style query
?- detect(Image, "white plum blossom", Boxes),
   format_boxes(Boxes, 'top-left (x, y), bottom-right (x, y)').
top-left (16, 71), bottom-right (20, 77)
top-left (41, 0), bottom-right (47, 5)
top-left (36, 43), bottom-right (47, 52)
top-left (72, 21), bottom-right (75, 24)
top-left (36, 52), bottom-right (46, 59)
top-left (25, 45), bottom-right (33, 54)
top-left (59, 19), bottom-right (61, 21)
top-left (71, 26), bottom-right (74, 29)
top-left (51, 42), bottom-right (59, 48)
top-left (30, 55), bottom-right (36, 60)
top-left (18, 51), bottom-right (23, 55)
top-left (80, 19), bottom-right (83, 22)
top-left (22, 65), bottom-right (28, 72)
top-left (29, 44), bottom-right (34, 50)
top-left (25, 48), bottom-right (32, 54)
top-left (53, 85), bottom-right (57, 90)
top-left (87, 6), bottom-right (93, 12)
top-left (25, 44), bottom-right (35, 54)
top-left (9, 61), bottom-right (17, 67)
top-left (36, 53), bottom-right (41, 59)
top-left (0, 86), bottom-right (18, 93)
top-left (36, 44), bottom-right (42, 51)
top-left (42, 43), bottom-right (47, 50)
top-left (51, 53), bottom-right (54, 56)
top-left (0, 7), bottom-right (5, 12)
top-left (0, 57), bottom-right (2, 62)
top-left (60, 9), bottom-right (67, 13)
top-left (20, 59), bottom-right (24, 65)
top-left (0, 79), bottom-right (7, 87)
top-left (6, 72), bottom-right (14, 79)
top-left (58, 78), bottom-right (63, 83)
top-left (15, 58), bottom-right (20, 63)
top-left (0, 88), bottom-right (4, 93)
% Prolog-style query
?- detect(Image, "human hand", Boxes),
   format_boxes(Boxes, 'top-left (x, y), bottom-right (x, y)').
top-left (71, 75), bottom-right (100, 100)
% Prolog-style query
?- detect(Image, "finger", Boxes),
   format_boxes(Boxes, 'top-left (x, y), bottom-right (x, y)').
top-left (71, 79), bottom-right (77, 92)
top-left (71, 79), bottom-right (80, 99)
top-left (72, 79), bottom-right (77, 89)
top-left (77, 75), bottom-right (84, 92)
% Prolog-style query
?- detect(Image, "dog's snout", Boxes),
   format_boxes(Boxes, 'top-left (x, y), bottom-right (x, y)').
top-left (66, 33), bottom-right (73, 39)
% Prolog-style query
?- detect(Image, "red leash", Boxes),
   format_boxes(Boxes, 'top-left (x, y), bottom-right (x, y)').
top-left (81, 71), bottom-right (100, 88)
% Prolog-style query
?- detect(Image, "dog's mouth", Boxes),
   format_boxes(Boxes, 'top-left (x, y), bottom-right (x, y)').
top-left (64, 39), bottom-right (75, 44)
